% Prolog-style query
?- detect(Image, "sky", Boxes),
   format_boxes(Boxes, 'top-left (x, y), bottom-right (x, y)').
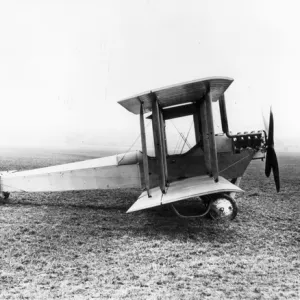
top-left (0, 0), bottom-right (299, 152)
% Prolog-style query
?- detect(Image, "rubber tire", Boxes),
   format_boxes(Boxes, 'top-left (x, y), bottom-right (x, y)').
top-left (208, 193), bottom-right (238, 221)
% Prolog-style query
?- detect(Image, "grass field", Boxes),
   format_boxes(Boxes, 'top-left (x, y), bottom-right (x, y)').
top-left (0, 149), bottom-right (299, 299)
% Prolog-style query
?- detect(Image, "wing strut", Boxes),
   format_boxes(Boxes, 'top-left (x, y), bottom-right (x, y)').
top-left (193, 102), bottom-right (202, 143)
top-left (200, 96), bottom-right (211, 175)
top-left (139, 98), bottom-right (151, 197)
top-left (200, 89), bottom-right (219, 182)
top-left (206, 89), bottom-right (219, 182)
top-left (150, 92), bottom-right (168, 193)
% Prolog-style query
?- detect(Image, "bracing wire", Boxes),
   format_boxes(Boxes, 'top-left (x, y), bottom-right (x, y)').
top-left (118, 120), bottom-right (151, 164)
top-left (180, 121), bottom-right (193, 154)
top-left (173, 135), bottom-right (182, 155)
top-left (170, 120), bottom-right (192, 153)
top-left (219, 153), bottom-right (253, 174)
top-left (179, 131), bottom-right (192, 149)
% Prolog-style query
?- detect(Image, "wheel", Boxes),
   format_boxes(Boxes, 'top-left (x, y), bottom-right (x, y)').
top-left (209, 194), bottom-right (238, 220)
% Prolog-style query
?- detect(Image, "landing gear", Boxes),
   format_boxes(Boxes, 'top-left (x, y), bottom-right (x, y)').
top-left (208, 194), bottom-right (238, 220)
top-left (171, 197), bottom-right (212, 219)
top-left (170, 193), bottom-right (238, 220)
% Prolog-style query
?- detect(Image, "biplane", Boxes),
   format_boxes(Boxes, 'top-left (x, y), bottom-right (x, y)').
top-left (0, 77), bottom-right (280, 220)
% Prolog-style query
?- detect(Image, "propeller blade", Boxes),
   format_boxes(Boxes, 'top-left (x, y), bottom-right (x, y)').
top-left (265, 147), bottom-right (280, 192)
top-left (267, 108), bottom-right (274, 147)
top-left (265, 108), bottom-right (280, 192)
top-left (271, 148), bottom-right (280, 193)
top-left (265, 147), bottom-right (272, 177)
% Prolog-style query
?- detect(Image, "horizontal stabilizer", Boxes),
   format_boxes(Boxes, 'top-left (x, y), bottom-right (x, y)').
top-left (127, 175), bottom-right (243, 213)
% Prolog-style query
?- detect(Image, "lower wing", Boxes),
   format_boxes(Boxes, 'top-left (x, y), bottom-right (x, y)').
top-left (127, 175), bottom-right (243, 213)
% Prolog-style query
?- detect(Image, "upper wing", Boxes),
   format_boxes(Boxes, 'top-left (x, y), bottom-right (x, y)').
top-left (0, 151), bottom-right (142, 192)
top-left (118, 77), bottom-right (233, 114)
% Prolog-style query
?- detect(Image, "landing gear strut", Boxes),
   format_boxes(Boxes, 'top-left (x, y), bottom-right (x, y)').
top-left (171, 193), bottom-right (238, 220)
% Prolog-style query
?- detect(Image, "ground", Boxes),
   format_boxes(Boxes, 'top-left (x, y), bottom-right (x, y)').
top-left (0, 149), bottom-right (299, 299)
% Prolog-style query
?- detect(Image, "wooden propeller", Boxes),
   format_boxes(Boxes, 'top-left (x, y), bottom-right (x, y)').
top-left (265, 109), bottom-right (280, 192)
